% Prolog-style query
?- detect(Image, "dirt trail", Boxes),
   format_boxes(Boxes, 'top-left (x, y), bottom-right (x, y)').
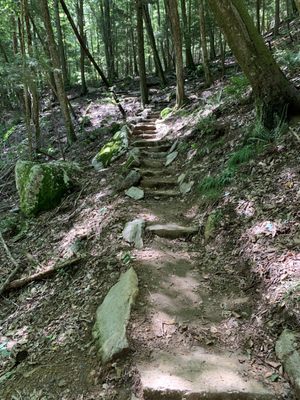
top-left (126, 108), bottom-right (288, 399)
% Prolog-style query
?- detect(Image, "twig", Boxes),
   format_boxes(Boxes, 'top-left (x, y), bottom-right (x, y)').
top-left (0, 165), bottom-right (14, 181)
top-left (0, 232), bottom-right (22, 296)
top-left (3, 255), bottom-right (84, 292)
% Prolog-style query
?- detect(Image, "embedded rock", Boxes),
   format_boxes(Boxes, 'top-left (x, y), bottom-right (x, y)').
top-left (92, 125), bottom-right (129, 170)
top-left (122, 219), bottom-right (145, 249)
top-left (92, 268), bottom-right (138, 363)
top-left (15, 160), bottom-right (80, 216)
top-left (180, 181), bottom-right (194, 195)
top-left (119, 170), bottom-right (141, 191)
top-left (165, 151), bottom-right (178, 166)
top-left (125, 187), bottom-right (144, 200)
top-left (276, 329), bottom-right (300, 398)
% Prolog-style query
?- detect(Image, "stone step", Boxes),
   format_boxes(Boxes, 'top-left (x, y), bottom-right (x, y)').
top-left (144, 189), bottom-right (180, 198)
top-left (136, 124), bottom-right (156, 131)
top-left (140, 159), bottom-right (165, 169)
top-left (133, 129), bottom-right (157, 135)
top-left (141, 177), bottom-right (177, 189)
top-left (137, 134), bottom-right (159, 140)
top-left (146, 223), bottom-right (198, 238)
top-left (137, 144), bottom-right (171, 152)
top-left (138, 169), bottom-right (165, 177)
top-left (138, 349), bottom-right (274, 400)
top-left (141, 151), bottom-right (167, 159)
top-left (132, 139), bottom-right (171, 148)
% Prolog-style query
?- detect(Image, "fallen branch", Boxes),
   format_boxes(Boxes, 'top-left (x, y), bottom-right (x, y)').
top-left (3, 255), bottom-right (83, 292)
top-left (0, 232), bottom-right (22, 296)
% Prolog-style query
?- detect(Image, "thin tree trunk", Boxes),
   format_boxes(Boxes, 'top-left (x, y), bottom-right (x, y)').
top-left (59, 0), bottom-right (126, 119)
top-left (77, 0), bottom-right (87, 95)
top-left (18, 11), bottom-right (33, 159)
top-left (135, 0), bottom-right (149, 106)
top-left (143, 3), bottom-right (166, 86)
top-left (199, 0), bottom-right (212, 86)
top-left (180, 0), bottom-right (194, 69)
top-left (24, 0), bottom-right (41, 152)
top-left (256, 0), bottom-right (261, 33)
top-left (274, 0), bottom-right (280, 36)
top-left (40, 0), bottom-right (76, 145)
top-left (53, 0), bottom-right (69, 87)
top-left (165, 0), bottom-right (186, 107)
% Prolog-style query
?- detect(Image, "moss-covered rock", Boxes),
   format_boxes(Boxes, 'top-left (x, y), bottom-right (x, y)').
top-left (92, 125), bottom-right (129, 171)
top-left (0, 214), bottom-right (20, 238)
top-left (15, 160), bottom-right (80, 216)
top-left (204, 210), bottom-right (223, 241)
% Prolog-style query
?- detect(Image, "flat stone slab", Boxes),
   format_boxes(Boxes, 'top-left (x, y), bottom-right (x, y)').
top-left (125, 186), bottom-right (145, 200)
top-left (141, 177), bottom-right (177, 189)
top-left (146, 223), bottom-right (198, 238)
top-left (92, 268), bottom-right (138, 363)
top-left (139, 348), bottom-right (273, 400)
top-left (275, 329), bottom-right (300, 398)
top-left (165, 151), bottom-right (178, 166)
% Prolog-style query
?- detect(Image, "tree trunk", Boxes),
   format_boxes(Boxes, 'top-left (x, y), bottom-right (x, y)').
top-left (53, 0), bottom-right (69, 87)
top-left (165, 0), bottom-right (186, 107)
top-left (294, 0), bottom-right (300, 12)
top-left (199, 0), bottom-right (212, 86)
top-left (24, 0), bottom-right (41, 152)
top-left (135, 0), bottom-right (148, 106)
top-left (59, 0), bottom-right (126, 119)
top-left (40, 0), bottom-right (76, 145)
top-left (209, 0), bottom-right (300, 128)
top-left (256, 0), bottom-right (261, 33)
top-left (180, 0), bottom-right (194, 69)
top-left (274, 0), bottom-right (280, 36)
top-left (77, 0), bottom-right (87, 95)
top-left (143, 3), bottom-right (166, 86)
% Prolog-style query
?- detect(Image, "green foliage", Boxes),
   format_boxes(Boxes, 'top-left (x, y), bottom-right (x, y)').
top-left (196, 114), bottom-right (217, 136)
top-left (274, 46), bottom-right (300, 72)
top-left (0, 125), bottom-right (16, 142)
top-left (244, 115), bottom-right (287, 145)
top-left (160, 107), bottom-right (173, 119)
top-left (198, 168), bottom-right (234, 194)
top-left (227, 145), bottom-right (257, 169)
top-left (223, 74), bottom-right (250, 99)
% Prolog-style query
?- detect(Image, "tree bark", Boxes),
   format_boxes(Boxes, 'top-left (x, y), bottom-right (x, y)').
top-left (135, 0), bottom-right (149, 106)
top-left (53, 0), bottom-right (69, 87)
top-left (294, 0), bottom-right (300, 12)
top-left (165, 0), bottom-right (187, 107)
top-left (59, 0), bottom-right (126, 119)
top-left (40, 0), bottom-right (76, 145)
top-left (209, 0), bottom-right (300, 128)
top-left (199, 0), bottom-right (212, 86)
top-left (143, 3), bottom-right (166, 86)
top-left (77, 0), bottom-right (87, 95)
top-left (180, 0), bottom-right (195, 69)
top-left (274, 0), bottom-right (280, 36)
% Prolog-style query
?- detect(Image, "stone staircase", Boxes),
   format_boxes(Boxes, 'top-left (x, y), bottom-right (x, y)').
top-left (126, 108), bottom-right (277, 399)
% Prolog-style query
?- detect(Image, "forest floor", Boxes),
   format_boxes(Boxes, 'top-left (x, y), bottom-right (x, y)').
top-left (1, 21), bottom-right (300, 400)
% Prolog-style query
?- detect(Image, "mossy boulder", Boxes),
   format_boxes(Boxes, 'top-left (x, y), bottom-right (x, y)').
top-left (0, 214), bottom-right (20, 238)
top-left (92, 125), bottom-right (129, 171)
top-left (15, 160), bottom-right (80, 216)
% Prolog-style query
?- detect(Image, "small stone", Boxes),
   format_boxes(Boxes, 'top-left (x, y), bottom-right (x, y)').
top-left (125, 187), bottom-right (144, 200)
top-left (119, 170), bottom-right (141, 191)
top-left (179, 181), bottom-right (194, 194)
top-left (58, 379), bottom-right (66, 387)
top-left (122, 219), bottom-right (145, 249)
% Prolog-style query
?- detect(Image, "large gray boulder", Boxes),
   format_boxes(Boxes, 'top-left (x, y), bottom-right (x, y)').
top-left (92, 268), bottom-right (138, 363)
top-left (15, 160), bottom-right (80, 216)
